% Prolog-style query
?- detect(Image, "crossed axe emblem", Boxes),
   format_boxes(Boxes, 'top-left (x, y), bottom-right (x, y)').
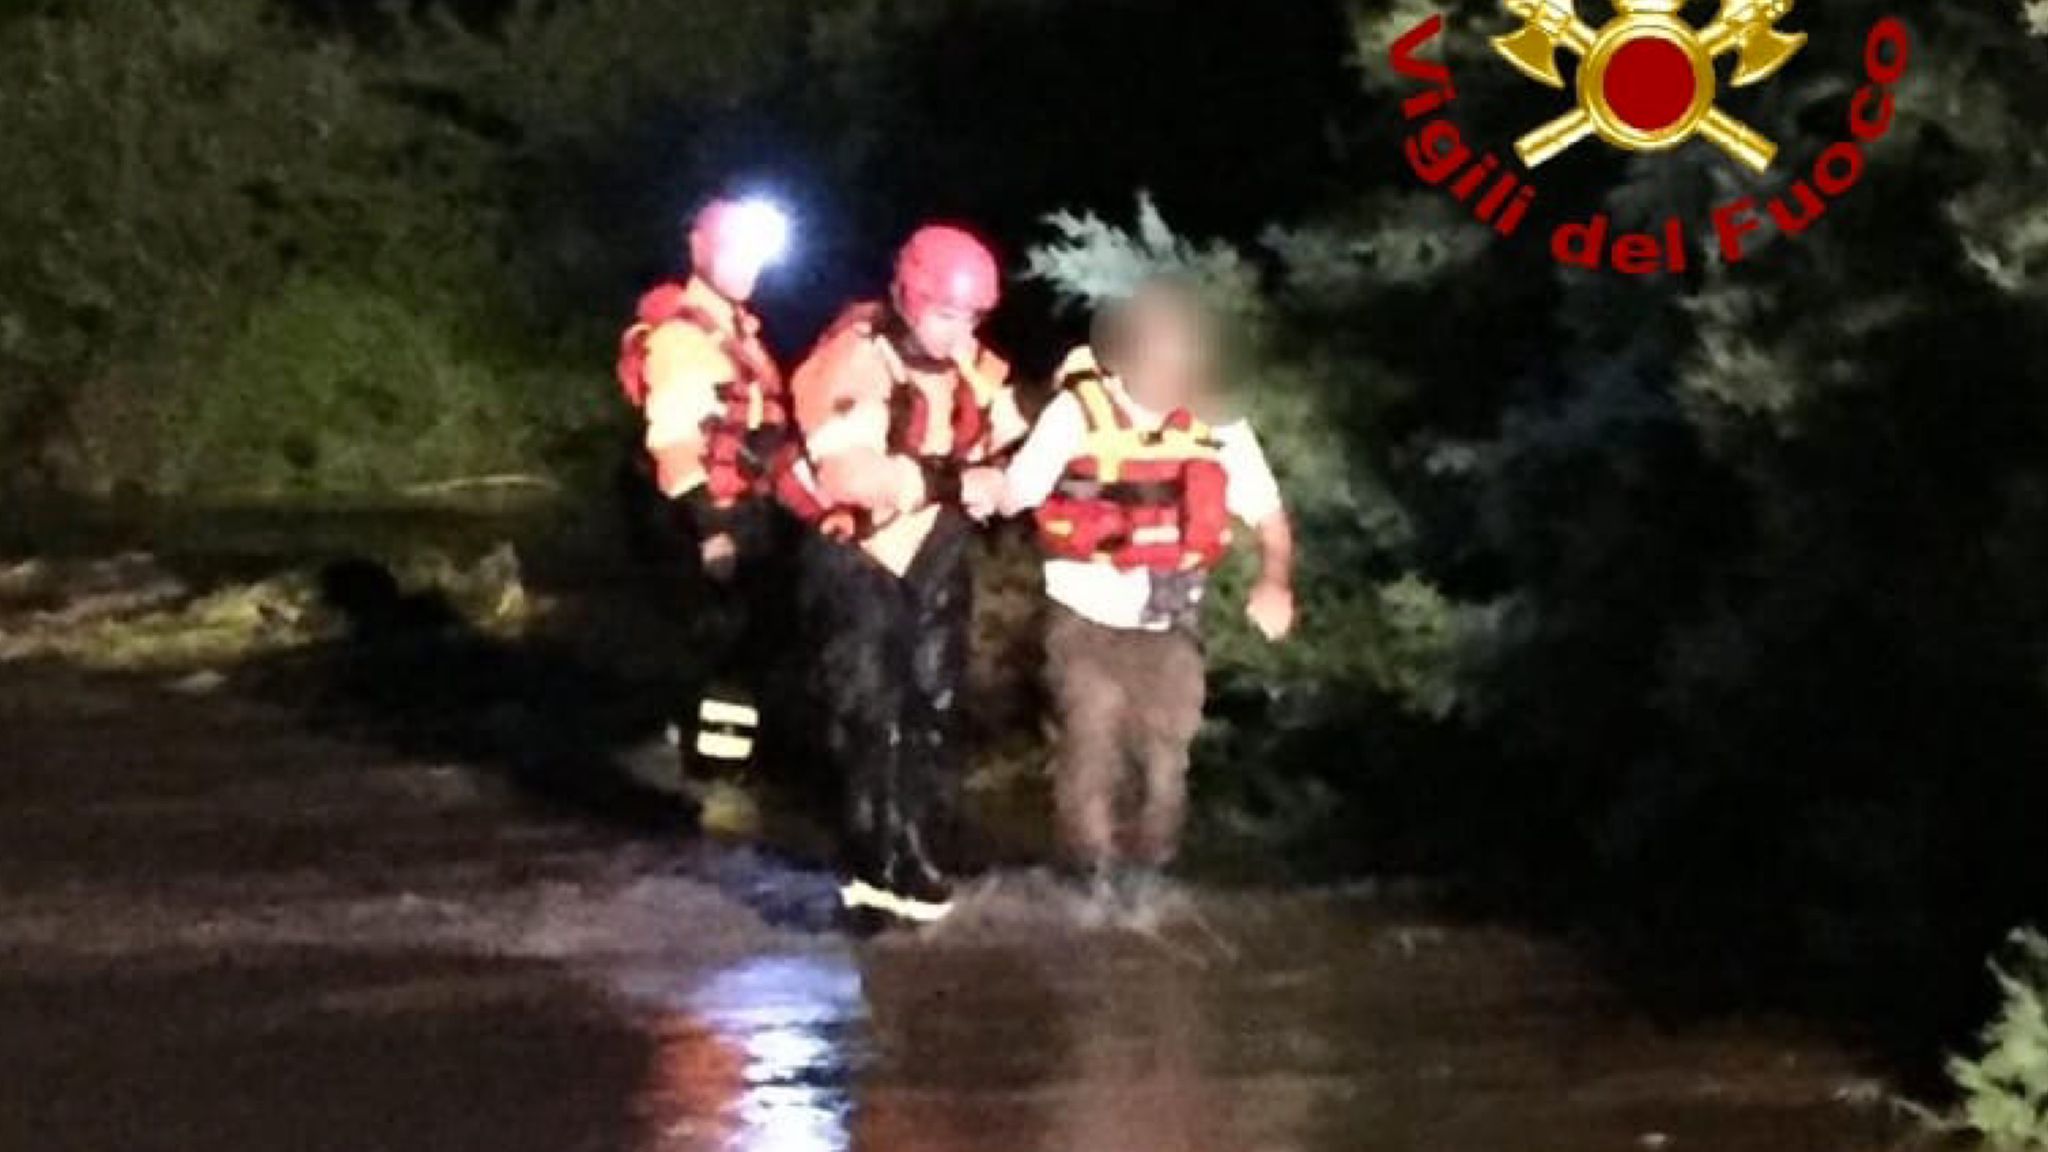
top-left (1493, 0), bottom-right (1806, 172)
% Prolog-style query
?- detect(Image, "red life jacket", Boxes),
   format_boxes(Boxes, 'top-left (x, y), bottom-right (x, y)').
top-left (776, 302), bottom-right (1005, 540)
top-left (1034, 355), bottom-right (1232, 574)
top-left (616, 282), bottom-right (790, 503)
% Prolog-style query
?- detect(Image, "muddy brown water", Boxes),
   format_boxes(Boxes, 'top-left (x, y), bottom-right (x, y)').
top-left (0, 661), bottom-right (1917, 1152)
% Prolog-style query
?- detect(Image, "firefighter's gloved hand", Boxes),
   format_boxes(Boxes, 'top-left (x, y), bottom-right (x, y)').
top-left (897, 456), bottom-right (945, 515)
top-left (960, 466), bottom-right (1006, 522)
top-left (700, 532), bottom-right (738, 582)
top-left (678, 488), bottom-right (732, 537)
top-left (741, 427), bottom-right (787, 474)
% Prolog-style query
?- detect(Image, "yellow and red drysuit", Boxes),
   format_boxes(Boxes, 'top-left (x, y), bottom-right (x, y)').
top-left (617, 274), bottom-right (796, 775)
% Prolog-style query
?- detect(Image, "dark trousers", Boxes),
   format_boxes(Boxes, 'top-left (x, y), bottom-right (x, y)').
top-left (1044, 603), bottom-right (1207, 871)
top-left (617, 455), bottom-right (800, 762)
top-left (798, 512), bottom-right (973, 889)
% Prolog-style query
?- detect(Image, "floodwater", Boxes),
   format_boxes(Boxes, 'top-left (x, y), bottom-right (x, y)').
top-left (0, 661), bottom-right (1910, 1152)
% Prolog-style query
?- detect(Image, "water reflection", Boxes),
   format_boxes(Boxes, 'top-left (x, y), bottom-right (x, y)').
top-left (627, 922), bottom-right (1298, 1151)
top-left (848, 941), bottom-right (1250, 1152)
top-left (639, 955), bottom-right (862, 1151)
top-left (1033, 952), bottom-right (1241, 1152)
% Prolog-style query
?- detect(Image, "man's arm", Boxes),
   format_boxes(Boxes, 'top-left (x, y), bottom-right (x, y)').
top-left (998, 393), bottom-right (1088, 518)
top-left (976, 352), bottom-right (1031, 461)
top-left (641, 323), bottom-right (727, 499)
top-left (951, 380), bottom-right (1028, 520)
top-left (792, 332), bottom-right (882, 448)
top-left (1219, 421), bottom-right (1295, 641)
top-left (790, 333), bottom-right (901, 511)
top-left (1245, 508), bottom-right (1296, 641)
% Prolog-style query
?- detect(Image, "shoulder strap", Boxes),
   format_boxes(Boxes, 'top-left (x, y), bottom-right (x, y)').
top-left (1057, 345), bottom-right (1213, 444)
top-left (823, 301), bottom-right (890, 347)
top-left (1163, 407), bottom-right (1216, 444)
top-left (637, 287), bottom-right (784, 398)
top-left (822, 302), bottom-right (910, 389)
top-left (1054, 345), bottom-right (1101, 384)
top-left (630, 284), bottom-right (730, 356)
top-left (632, 282), bottom-right (691, 325)
top-left (1069, 374), bottom-right (1131, 434)
top-left (949, 370), bottom-right (989, 461)
top-left (662, 303), bottom-right (727, 342)
top-left (636, 284), bottom-right (744, 353)
top-left (961, 346), bottom-right (1009, 407)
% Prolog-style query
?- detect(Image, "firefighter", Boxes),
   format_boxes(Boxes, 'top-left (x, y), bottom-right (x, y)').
top-left (778, 224), bottom-right (1029, 927)
top-left (1000, 276), bottom-right (1295, 908)
top-left (616, 196), bottom-right (797, 788)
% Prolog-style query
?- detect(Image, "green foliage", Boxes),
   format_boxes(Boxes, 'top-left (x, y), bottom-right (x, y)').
top-left (0, 0), bottom-right (960, 496)
top-left (0, 0), bottom-right (507, 491)
top-left (396, 0), bottom-right (795, 143)
top-left (1025, 193), bottom-right (1260, 315)
top-left (384, 0), bottom-right (810, 321)
top-left (0, 571), bottom-right (324, 671)
top-left (1951, 930), bottom-right (2048, 1150)
top-left (0, 0), bottom-right (1116, 497)
top-left (146, 278), bottom-right (597, 497)
top-left (0, 544), bottom-right (535, 671)
top-left (1283, 0), bottom-right (2048, 942)
top-left (966, 527), bottom-right (1053, 790)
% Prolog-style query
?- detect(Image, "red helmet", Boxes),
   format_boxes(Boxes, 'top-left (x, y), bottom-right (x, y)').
top-left (894, 225), bottom-right (1000, 321)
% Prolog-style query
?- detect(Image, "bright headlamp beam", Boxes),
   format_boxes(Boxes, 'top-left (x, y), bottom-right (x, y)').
top-left (730, 198), bottom-right (793, 268)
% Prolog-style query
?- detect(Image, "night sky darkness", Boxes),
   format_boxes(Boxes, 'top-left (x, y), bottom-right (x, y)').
top-left (293, 0), bottom-right (1366, 367)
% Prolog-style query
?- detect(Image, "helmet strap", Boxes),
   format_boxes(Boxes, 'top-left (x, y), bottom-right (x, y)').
top-left (883, 294), bottom-right (953, 372)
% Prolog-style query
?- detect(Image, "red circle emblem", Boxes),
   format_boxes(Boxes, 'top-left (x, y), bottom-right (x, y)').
top-left (1602, 38), bottom-right (1697, 133)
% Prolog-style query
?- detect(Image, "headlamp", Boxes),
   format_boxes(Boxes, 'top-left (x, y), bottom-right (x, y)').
top-left (729, 198), bottom-right (793, 268)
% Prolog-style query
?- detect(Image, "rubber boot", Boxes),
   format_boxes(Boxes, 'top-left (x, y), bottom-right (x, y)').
top-left (884, 818), bottom-right (955, 919)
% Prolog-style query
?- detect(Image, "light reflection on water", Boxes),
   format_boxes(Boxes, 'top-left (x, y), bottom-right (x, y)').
top-left (629, 938), bottom-right (1239, 1152)
top-left (640, 954), bottom-right (862, 1152)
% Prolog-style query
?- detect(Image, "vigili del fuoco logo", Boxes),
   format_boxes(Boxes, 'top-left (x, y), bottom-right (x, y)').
top-left (1390, 1), bottom-right (1912, 275)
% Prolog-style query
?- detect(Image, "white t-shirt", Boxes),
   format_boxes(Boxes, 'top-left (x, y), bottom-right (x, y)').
top-left (1004, 378), bottom-right (1283, 632)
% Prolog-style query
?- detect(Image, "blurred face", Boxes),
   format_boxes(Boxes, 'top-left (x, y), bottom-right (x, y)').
top-left (903, 300), bottom-right (985, 363)
top-left (1116, 295), bottom-right (1214, 412)
top-left (694, 239), bottom-right (766, 305)
top-left (689, 200), bottom-right (790, 306)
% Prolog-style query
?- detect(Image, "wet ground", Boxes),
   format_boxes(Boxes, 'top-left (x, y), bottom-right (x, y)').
top-left (0, 658), bottom-right (1912, 1152)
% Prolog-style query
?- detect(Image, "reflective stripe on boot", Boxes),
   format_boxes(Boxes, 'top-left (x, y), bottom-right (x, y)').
top-left (693, 693), bottom-right (760, 765)
top-left (838, 879), bottom-right (953, 924)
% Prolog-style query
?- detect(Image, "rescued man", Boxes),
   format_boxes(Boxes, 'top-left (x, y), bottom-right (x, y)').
top-left (616, 196), bottom-right (798, 792)
top-left (1000, 276), bottom-right (1295, 909)
top-left (777, 224), bottom-right (1029, 927)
